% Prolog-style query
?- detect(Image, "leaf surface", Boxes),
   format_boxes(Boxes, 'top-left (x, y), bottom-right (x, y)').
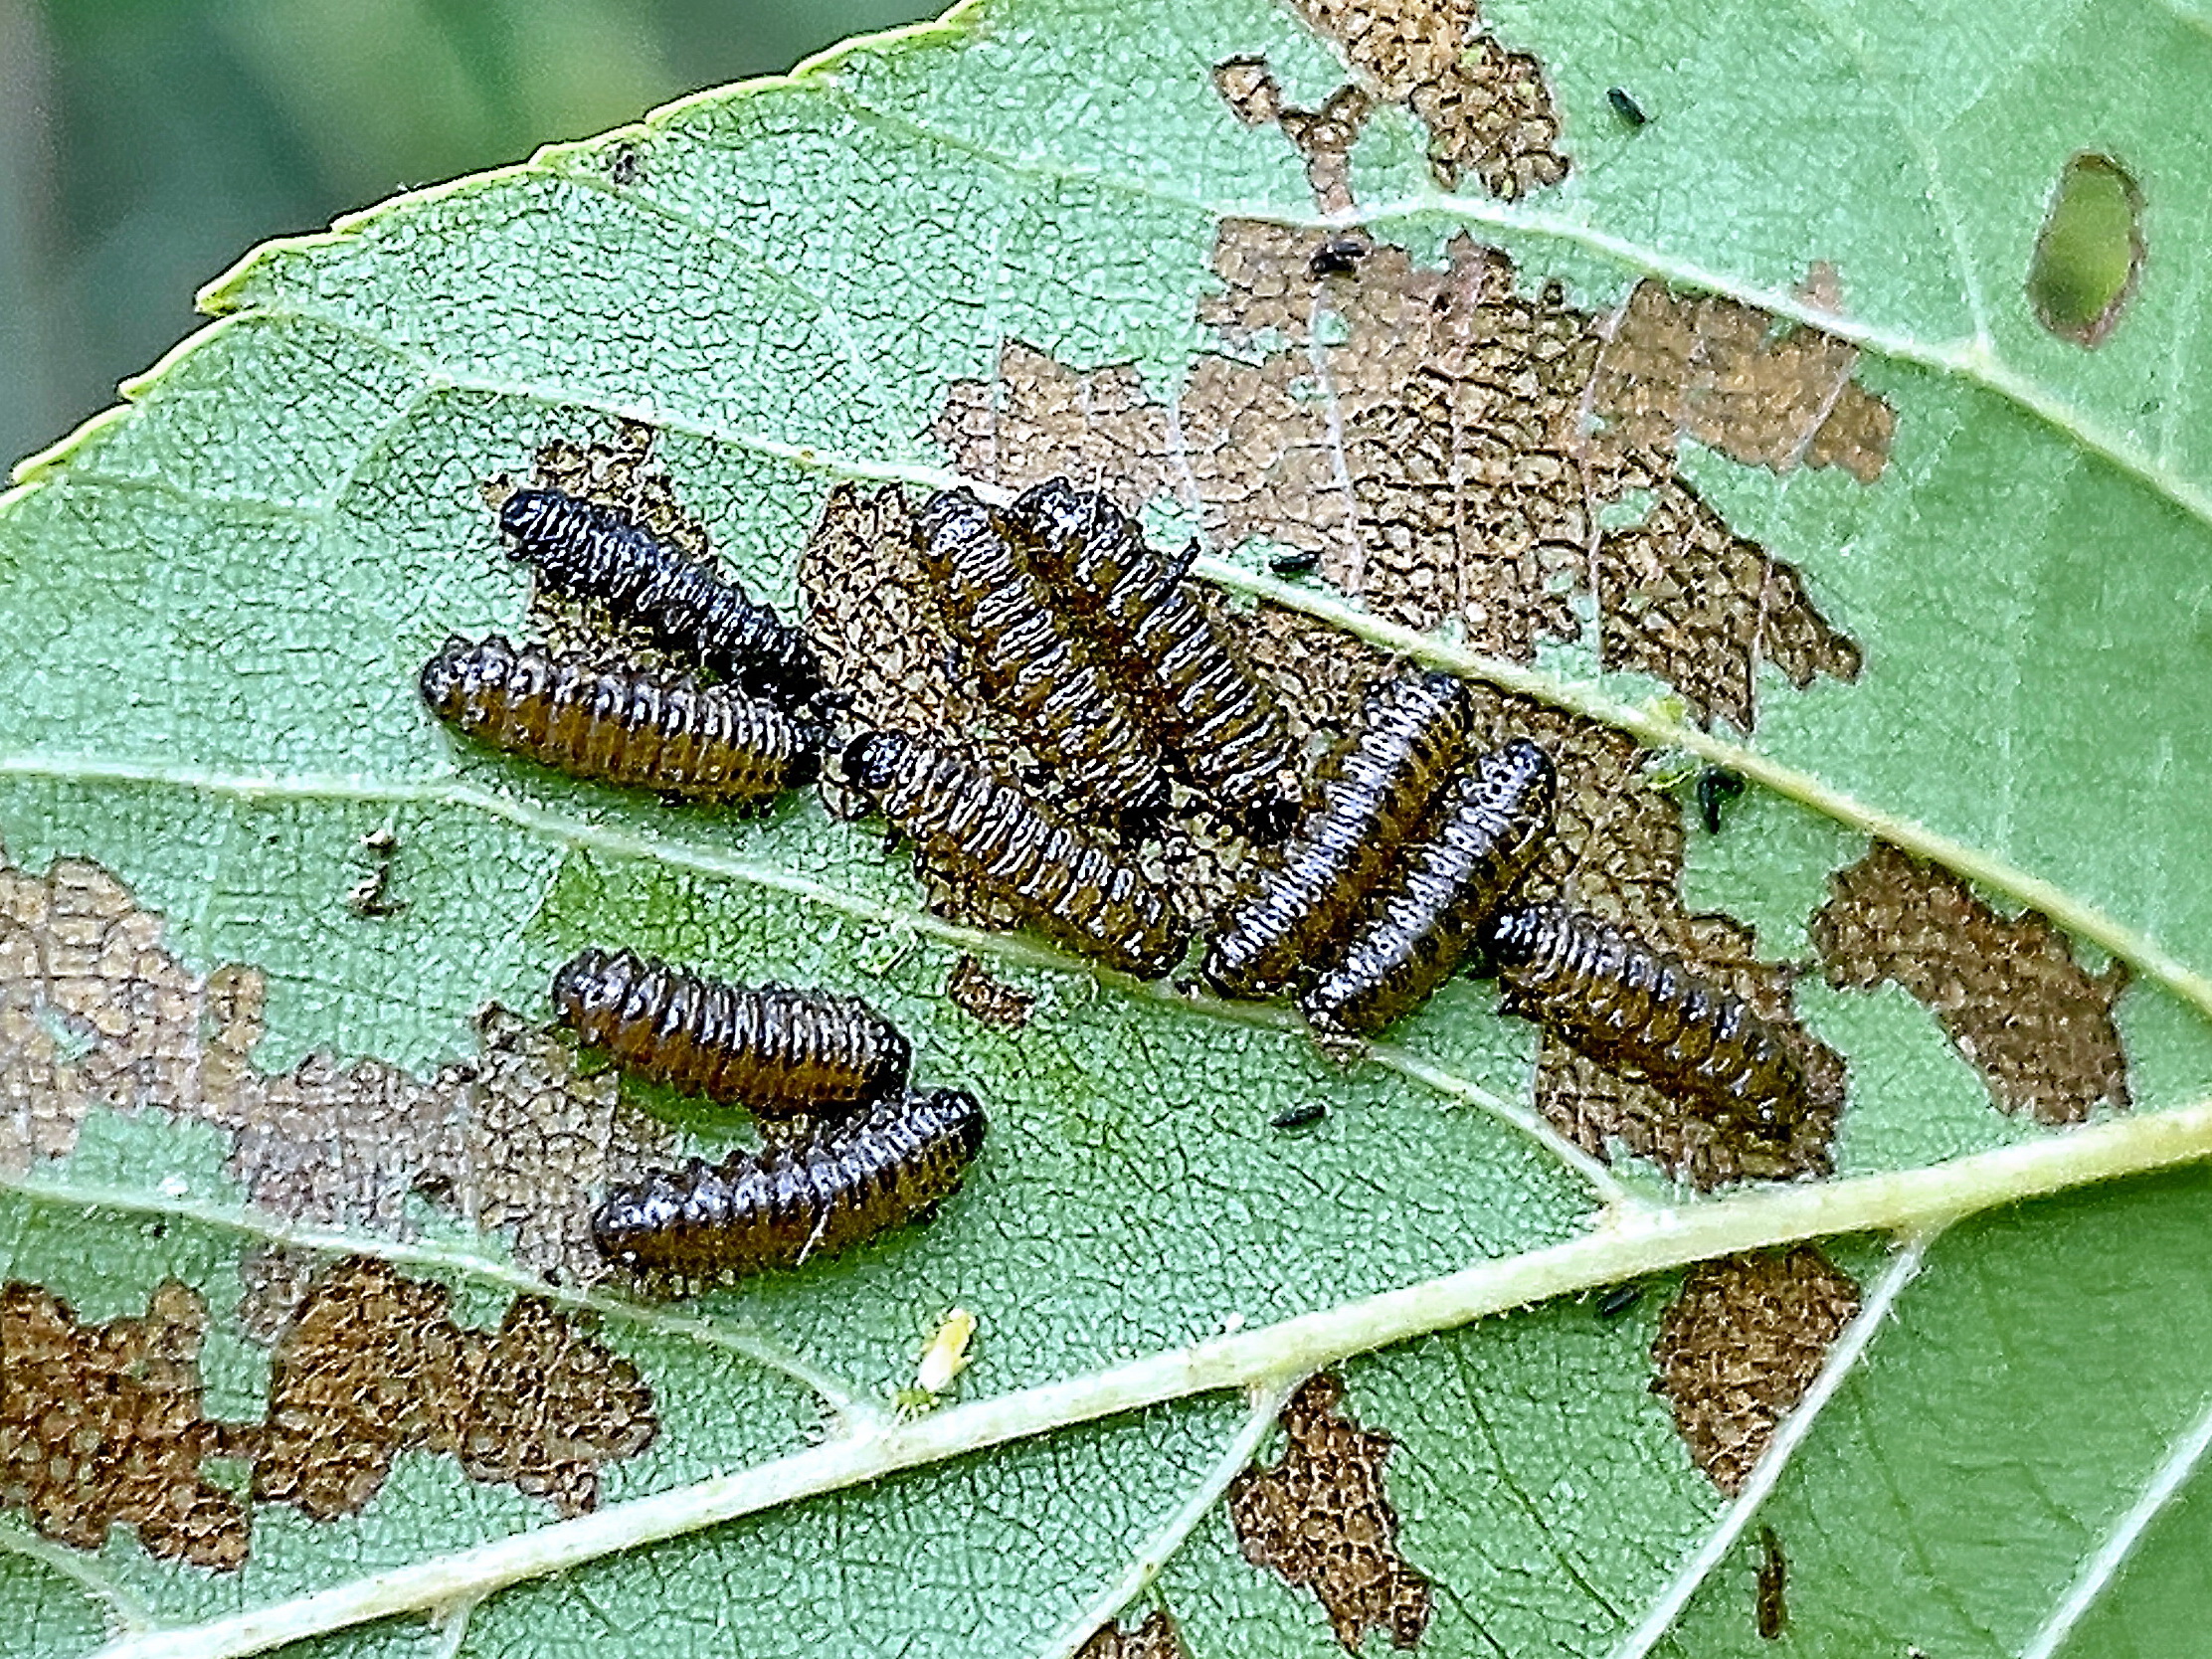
top-left (5, 1), bottom-right (2212, 1656)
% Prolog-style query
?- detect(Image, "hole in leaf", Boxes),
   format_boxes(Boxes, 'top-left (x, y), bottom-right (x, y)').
top-left (2028, 152), bottom-right (2144, 347)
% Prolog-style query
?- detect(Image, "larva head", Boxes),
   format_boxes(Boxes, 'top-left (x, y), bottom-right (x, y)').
top-left (1497, 737), bottom-right (1555, 792)
top-left (417, 637), bottom-right (470, 711)
top-left (1483, 737), bottom-right (1558, 847)
top-left (496, 486), bottom-right (563, 550)
top-left (550, 946), bottom-right (636, 1031)
top-left (1477, 903), bottom-right (1547, 970)
top-left (1241, 789), bottom-right (1301, 846)
top-left (911, 485), bottom-right (994, 549)
top-left (839, 730), bottom-right (914, 796)
top-left (786, 721), bottom-right (830, 789)
top-left (589, 1168), bottom-right (689, 1269)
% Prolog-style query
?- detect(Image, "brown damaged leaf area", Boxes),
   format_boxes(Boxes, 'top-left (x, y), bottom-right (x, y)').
top-left (1076, 1607), bottom-right (1190, 1659)
top-left (1212, 57), bottom-right (1374, 214)
top-left (1228, 1372), bottom-right (1433, 1652)
top-left (1810, 842), bottom-right (2131, 1125)
top-left (0, 849), bottom-right (674, 1286)
top-left (2, 1264), bottom-right (655, 1569)
top-left (257, 1257), bottom-right (655, 1522)
top-left (944, 953), bottom-right (1037, 1031)
top-left (1592, 280), bottom-right (1896, 485)
top-left (1, 1280), bottom-right (252, 1569)
top-left (1245, 0), bottom-right (1568, 200)
top-left (934, 219), bottom-right (1876, 734)
top-left (1651, 1246), bottom-right (1861, 1494)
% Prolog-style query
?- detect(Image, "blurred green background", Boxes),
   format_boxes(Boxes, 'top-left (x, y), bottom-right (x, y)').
top-left (0, 0), bottom-right (942, 471)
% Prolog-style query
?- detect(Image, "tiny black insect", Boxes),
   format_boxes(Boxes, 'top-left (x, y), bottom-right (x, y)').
top-left (1697, 767), bottom-right (1748, 834)
top-left (1307, 235), bottom-right (1369, 278)
top-left (497, 487), bottom-right (830, 708)
top-left (1268, 549), bottom-right (1322, 577)
top-left (553, 947), bottom-right (910, 1124)
top-left (607, 142), bottom-right (643, 186)
top-left (1005, 479), bottom-right (1297, 840)
top-left (1593, 1282), bottom-right (1643, 1319)
top-left (841, 729), bottom-right (1192, 980)
top-left (1606, 86), bottom-right (1649, 126)
top-left (914, 486), bottom-right (1170, 833)
top-left (1203, 670), bottom-right (1471, 999)
top-left (1301, 737), bottom-right (1556, 1035)
top-left (1480, 902), bottom-right (1807, 1139)
top-left (421, 635), bottom-right (822, 808)
top-left (1755, 1525), bottom-right (1787, 1639)
top-left (591, 1086), bottom-right (986, 1277)
top-left (1270, 1101), bottom-right (1329, 1131)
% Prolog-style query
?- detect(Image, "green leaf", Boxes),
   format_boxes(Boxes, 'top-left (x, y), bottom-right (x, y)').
top-left (5, 1), bottom-right (2212, 1656)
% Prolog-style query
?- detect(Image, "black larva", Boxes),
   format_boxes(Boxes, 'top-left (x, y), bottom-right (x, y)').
top-left (1202, 670), bottom-right (1470, 999)
top-left (841, 729), bottom-right (1192, 980)
top-left (1301, 737), bottom-right (1556, 1035)
top-left (1480, 903), bottom-right (1807, 1138)
top-left (421, 635), bottom-right (821, 807)
top-left (591, 1086), bottom-right (985, 1277)
top-left (1007, 478), bottom-right (1298, 840)
top-left (552, 948), bottom-right (909, 1124)
top-left (497, 487), bottom-right (829, 708)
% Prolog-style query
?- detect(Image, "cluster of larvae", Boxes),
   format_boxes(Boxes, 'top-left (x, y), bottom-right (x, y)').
top-left (559, 948), bottom-right (986, 1279)
top-left (834, 480), bottom-right (1302, 978)
top-left (414, 466), bottom-right (1809, 1281)
top-left (1206, 672), bottom-right (1808, 1140)
top-left (420, 487), bottom-right (834, 813)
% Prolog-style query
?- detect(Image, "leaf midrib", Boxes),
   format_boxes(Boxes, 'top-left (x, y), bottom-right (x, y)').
top-left (53, 1098), bottom-right (2212, 1659)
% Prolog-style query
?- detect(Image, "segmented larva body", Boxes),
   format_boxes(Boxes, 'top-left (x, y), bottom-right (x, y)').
top-left (497, 487), bottom-right (829, 707)
top-left (912, 487), bottom-right (1170, 833)
top-left (1202, 671), bottom-right (1471, 1000)
top-left (592, 1087), bottom-right (986, 1277)
top-left (420, 636), bottom-right (822, 806)
top-left (1004, 478), bottom-right (1183, 640)
top-left (552, 948), bottom-right (909, 1123)
top-left (1302, 737), bottom-right (1556, 1035)
top-left (1009, 478), bottom-right (1297, 841)
top-left (841, 730), bottom-right (1192, 980)
top-left (1481, 902), bottom-right (1806, 1138)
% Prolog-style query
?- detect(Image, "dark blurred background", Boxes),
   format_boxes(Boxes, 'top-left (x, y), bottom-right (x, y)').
top-left (0, 0), bottom-right (941, 469)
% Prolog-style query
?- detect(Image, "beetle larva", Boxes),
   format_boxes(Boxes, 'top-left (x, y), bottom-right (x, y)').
top-left (497, 486), bottom-right (830, 707)
top-left (912, 486), bottom-right (1170, 833)
top-left (1202, 670), bottom-right (1470, 999)
top-left (591, 1086), bottom-right (986, 1277)
top-left (1007, 478), bottom-right (1297, 841)
top-left (552, 947), bottom-right (909, 1123)
top-left (840, 729), bottom-right (1192, 980)
top-left (420, 635), bottom-right (822, 806)
top-left (1301, 737), bottom-right (1556, 1035)
top-left (1480, 902), bottom-right (1806, 1138)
